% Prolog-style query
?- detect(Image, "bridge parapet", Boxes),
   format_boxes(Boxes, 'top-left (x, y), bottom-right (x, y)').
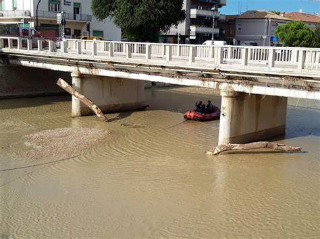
top-left (0, 37), bottom-right (319, 79)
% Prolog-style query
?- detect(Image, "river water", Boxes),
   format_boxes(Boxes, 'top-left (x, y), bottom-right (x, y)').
top-left (0, 86), bottom-right (319, 238)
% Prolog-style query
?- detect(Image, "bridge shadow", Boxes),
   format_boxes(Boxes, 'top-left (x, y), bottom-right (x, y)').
top-left (0, 95), bottom-right (70, 110)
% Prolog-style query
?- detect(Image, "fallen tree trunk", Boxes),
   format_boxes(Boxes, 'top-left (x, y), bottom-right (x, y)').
top-left (208, 142), bottom-right (302, 155)
top-left (57, 78), bottom-right (107, 121)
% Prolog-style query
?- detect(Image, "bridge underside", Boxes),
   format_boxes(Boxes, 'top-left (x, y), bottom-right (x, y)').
top-left (1, 52), bottom-right (319, 145)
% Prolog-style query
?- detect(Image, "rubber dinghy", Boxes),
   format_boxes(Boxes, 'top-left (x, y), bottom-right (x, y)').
top-left (184, 107), bottom-right (221, 121)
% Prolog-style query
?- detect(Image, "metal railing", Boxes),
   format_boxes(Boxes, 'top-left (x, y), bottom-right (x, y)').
top-left (0, 10), bottom-right (91, 22)
top-left (0, 37), bottom-right (319, 76)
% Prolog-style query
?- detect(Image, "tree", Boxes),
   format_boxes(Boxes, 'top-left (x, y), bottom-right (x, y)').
top-left (275, 21), bottom-right (318, 47)
top-left (92, 0), bottom-right (185, 42)
top-left (315, 26), bottom-right (320, 47)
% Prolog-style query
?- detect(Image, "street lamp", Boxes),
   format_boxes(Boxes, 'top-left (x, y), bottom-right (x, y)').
top-left (35, 0), bottom-right (43, 30)
top-left (211, 5), bottom-right (217, 42)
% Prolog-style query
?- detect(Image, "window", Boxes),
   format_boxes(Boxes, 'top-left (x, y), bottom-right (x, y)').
top-left (93, 30), bottom-right (104, 38)
top-left (49, 0), bottom-right (61, 12)
top-left (0, 0), bottom-right (5, 11)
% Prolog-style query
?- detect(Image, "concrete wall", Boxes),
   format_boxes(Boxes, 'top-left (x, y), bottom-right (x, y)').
top-left (72, 73), bottom-right (146, 117)
top-left (0, 65), bottom-right (71, 98)
top-left (219, 91), bottom-right (288, 144)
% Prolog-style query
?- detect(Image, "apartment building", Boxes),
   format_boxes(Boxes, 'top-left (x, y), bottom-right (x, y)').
top-left (235, 11), bottom-right (290, 46)
top-left (160, 0), bottom-right (227, 44)
top-left (0, 0), bottom-right (121, 40)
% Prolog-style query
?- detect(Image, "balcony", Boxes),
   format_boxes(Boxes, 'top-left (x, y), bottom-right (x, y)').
top-left (190, 9), bottom-right (221, 18)
top-left (0, 10), bottom-right (31, 18)
top-left (36, 10), bottom-right (92, 22)
top-left (190, 25), bottom-right (220, 35)
top-left (0, 10), bottom-right (92, 22)
top-left (196, 0), bottom-right (227, 7)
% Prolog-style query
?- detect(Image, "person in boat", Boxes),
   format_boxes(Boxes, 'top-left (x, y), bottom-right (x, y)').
top-left (206, 100), bottom-right (214, 113)
top-left (195, 101), bottom-right (203, 112)
top-left (200, 104), bottom-right (206, 114)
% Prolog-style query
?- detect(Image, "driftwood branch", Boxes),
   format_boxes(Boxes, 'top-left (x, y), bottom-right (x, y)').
top-left (57, 78), bottom-right (107, 121)
top-left (208, 142), bottom-right (302, 155)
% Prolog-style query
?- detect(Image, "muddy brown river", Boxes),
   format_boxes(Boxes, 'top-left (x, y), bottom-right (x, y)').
top-left (0, 86), bottom-right (319, 238)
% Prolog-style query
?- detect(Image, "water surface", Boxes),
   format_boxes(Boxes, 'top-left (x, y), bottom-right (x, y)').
top-left (0, 87), bottom-right (319, 238)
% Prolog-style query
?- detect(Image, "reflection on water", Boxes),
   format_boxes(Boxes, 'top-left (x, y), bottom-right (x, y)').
top-left (0, 87), bottom-right (319, 238)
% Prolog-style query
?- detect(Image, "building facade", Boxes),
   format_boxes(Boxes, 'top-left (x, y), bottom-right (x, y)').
top-left (160, 0), bottom-right (227, 44)
top-left (235, 11), bottom-right (289, 46)
top-left (0, 0), bottom-right (121, 40)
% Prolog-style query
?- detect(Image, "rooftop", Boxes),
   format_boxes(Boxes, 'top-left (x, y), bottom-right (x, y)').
top-left (239, 10), bottom-right (290, 21)
top-left (284, 12), bottom-right (320, 24)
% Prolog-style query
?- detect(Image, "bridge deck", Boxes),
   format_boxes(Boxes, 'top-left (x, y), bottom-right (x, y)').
top-left (0, 37), bottom-right (320, 100)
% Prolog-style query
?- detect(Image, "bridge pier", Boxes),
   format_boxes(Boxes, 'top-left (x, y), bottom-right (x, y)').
top-left (71, 71), bottom-right (146, 117)
top-left (218, 91), bottom-right (288, 145)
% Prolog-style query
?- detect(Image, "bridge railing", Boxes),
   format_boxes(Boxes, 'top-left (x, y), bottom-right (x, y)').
top-left (1, 37), bottom-right (319, 74)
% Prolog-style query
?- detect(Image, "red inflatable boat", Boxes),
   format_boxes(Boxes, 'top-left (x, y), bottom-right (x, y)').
top-left (184, 107), bottom-right (220, 121)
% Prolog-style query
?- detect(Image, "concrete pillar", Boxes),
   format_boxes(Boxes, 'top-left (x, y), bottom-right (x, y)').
top-left (71, 70), bottom-right (82, 117)
top-left (71, 72), bottom-right (146, 117)
top-left (218, 90), bottom-right (287, 145)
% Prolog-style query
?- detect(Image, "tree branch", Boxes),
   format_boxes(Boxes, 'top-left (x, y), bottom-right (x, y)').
top-left (57, 78), bottom-right (107, 121)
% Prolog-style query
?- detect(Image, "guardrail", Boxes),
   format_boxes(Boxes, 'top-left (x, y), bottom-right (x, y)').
top-left (0, 37), bottom-right (319, 75)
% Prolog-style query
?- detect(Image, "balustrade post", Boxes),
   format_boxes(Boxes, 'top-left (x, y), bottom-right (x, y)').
top-left (49, 40), bottom-right (54, 52)
top-left (166, 45), bottom-right (172, 61)
top-left (92, 40), bottom-right (97, 56)
top-left (37, 40), bottom-right (43, 52)
top-left (227, 46), bottom-right (232, 60)
top-left (27, 39), bottom-right (32, 51)
top-left (242, 47), bottom-right (248, 66)
top-left (18, 38), bottom-right (23, 50)
top-left (61, 40), bottom-right (68, 53)
top-left (298, 50), bottom-right (306, 70)
top-left (215, 47), bottom-right (224, 66)
top-left (189, 46), bottom-right (196, 64)
top-left (177, 45), bottom-right (181, 57)
top-left (146, 44), bottom-right (151, 60)
top-left (126, 43), bottom-right (132, 59)
top-left (8, 38), bottom-right (12, 49)
top-left (162, 45), bottom-right (166, 57)
top-left (268, 48), bottom-right (275, 68)
top-left (291, 49), bottom-right (297, 64)
top-left (210, 46), bottom-right (214, 59)
top-left (77, 41), bottom-right (82, 55)
top-left (109, 42), bottom-right (114, 57)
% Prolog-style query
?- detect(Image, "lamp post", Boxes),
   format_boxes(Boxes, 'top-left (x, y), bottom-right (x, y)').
top-left (211, 5), bottom-right (217, 42)
top-left (35, 0), bottom-right (43, 30)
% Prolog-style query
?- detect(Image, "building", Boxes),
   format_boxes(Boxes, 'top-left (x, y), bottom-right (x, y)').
top-left (0, 0), bottom-right (121, 40)
top-left (219, 14), bottom-right (238, 45)
top-left (284, 12), bottom-right (320, 31)
top-left (236, 10), bottom-right (290, 46)
top-left (160, 0), bottom-right (227, 44)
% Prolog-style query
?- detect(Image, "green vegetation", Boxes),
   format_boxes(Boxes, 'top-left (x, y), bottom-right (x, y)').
top-left (275, 21), bottom-right (318, 47)
top-left (92, 0), bottom-right (185, 42)
top-left (270, 11), bottom-right (281, 15)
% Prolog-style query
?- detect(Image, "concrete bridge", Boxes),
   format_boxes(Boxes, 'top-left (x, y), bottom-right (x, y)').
top-left (0, 36), bottom-right (319, 145)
